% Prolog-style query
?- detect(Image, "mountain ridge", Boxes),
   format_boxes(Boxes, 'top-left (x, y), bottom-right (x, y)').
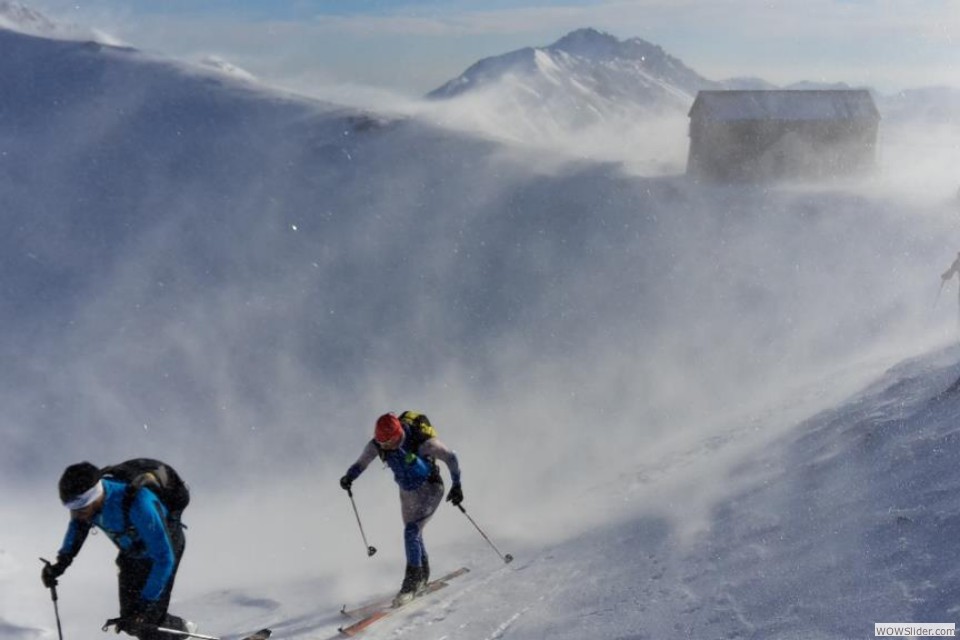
top-left (427, 26), bottom-right (719, 108)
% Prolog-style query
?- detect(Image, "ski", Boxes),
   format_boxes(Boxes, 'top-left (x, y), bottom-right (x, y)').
top-left (154, 626), bottom-right (271, 640)
top-left (339, 567), bottom-right (469, 620)
top-left (338, 583), bottom-right (446, 637)
top-left (337, 567), bottom-right (469, 636)
top-left (107, 618), bottom-right (271, 640)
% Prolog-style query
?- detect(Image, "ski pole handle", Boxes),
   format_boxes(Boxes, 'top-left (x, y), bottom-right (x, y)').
top-left (39, 558), bottom-right (59, 600)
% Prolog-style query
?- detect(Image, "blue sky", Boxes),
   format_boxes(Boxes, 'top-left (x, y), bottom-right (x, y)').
top-left (31, 0), bottom-right (960, 96)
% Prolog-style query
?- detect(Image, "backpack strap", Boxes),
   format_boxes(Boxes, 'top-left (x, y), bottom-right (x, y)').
top-left (117, 473), bottom-right (162, 529)
top-left (396, 414), bottom-right (442, 483)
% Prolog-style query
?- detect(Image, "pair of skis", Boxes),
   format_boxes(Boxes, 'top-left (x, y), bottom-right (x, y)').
top-left (337, 567), bottom-right (470, 636)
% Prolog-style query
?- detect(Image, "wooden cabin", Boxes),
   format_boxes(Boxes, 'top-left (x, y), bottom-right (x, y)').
top-left (687, 90), bottom-right (880, 181)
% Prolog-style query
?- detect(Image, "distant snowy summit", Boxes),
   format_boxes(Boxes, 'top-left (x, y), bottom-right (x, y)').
top-left (0, 0), bottom-right (124, 45)
top-left (421, 27), bottom-right (723, 161)
top-left (0, 2), bottom-right (257, 82)
top-left (427, 27), bottom-right (718, 114)
top-left (0, 1), bottom-right (55, 34)
top-left (425, 28), bottom-right (895, 118)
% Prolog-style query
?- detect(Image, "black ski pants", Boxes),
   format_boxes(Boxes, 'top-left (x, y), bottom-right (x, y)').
top-left (116, 519), bottom-right (187, 640)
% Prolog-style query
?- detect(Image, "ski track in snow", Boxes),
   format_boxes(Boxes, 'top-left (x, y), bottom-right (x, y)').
top-left (379, 564), bottom-right (529, 639)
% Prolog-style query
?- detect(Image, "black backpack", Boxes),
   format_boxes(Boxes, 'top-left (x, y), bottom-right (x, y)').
top-left (398, 411), bottom-right (436, 439)
top-left (101, 458), bottom-right (190, 518)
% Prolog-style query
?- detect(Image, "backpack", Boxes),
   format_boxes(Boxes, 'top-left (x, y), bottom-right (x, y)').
top-left (398, 411), bottom-right (437, 440)
top-left (101, 458), bottom-right (190, 519)
top-left (377, 412), bottom-right (442, 488)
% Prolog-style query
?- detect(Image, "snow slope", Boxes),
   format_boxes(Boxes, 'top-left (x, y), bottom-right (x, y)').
top-left (15, 343), bottom-right (959, 640)
top-left (1, 14), bottom-right (960, 640)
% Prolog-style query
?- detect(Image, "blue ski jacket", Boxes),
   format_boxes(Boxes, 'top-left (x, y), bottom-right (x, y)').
top-left (345, 423), bottom-right (461, 492)
top-left (57, 479), bottom-right (177, 602)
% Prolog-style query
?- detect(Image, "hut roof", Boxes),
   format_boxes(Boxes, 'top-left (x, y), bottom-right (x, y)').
top-left (689, 90), bottom-right (880, 122)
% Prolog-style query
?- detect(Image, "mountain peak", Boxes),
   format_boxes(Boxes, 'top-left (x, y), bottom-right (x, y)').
top-left (427, 28), bottom-right (714, 103)
top-left (0, 1), bottom-right (56, 34)
top-left (0, 1), bottom-right (123, 45)
top-left (550, 27), bottom-right (620, 56)
top-left (549, 28), bottom-right (668, 63)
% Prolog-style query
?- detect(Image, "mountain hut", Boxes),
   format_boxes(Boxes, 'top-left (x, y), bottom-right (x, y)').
top-left (686, 89), bottom-right (880, 181)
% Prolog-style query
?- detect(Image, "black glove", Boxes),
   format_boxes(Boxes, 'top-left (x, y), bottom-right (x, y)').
top-left (446, 483), bottom-right (463, 506)
top-left (41, 557), bottom-right (69, 589)
top-left (339, 475), bottom-right (353, 491)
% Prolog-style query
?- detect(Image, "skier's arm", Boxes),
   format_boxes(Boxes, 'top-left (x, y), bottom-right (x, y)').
top-left (48, 519), bottom-right (91, 577)
top-left (343, 440), bottom-right (379, 484)
top-left (419, 438), bottom-right (461, 486)
top-left (128, 490), bottom-right (177, 603)
top-left (56, 519), bottom-right (91, 563)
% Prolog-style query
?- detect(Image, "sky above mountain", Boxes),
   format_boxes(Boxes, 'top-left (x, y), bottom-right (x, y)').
top-left (23, 0), bottom-right (960, 97)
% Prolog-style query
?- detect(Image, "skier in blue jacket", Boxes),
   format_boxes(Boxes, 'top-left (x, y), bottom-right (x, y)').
top-left (340, 411), bottom-right (463, 606)
top-left (41, 462), bottom-right (193, 639)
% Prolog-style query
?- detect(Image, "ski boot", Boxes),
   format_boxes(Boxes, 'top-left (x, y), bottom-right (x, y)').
top-left (392, 564), bottom-right (424, 607)
top-left (419, 555), bottom-right (430, 591)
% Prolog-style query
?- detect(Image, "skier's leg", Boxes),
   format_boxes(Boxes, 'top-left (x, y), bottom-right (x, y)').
top-left (117, 555), bottom-right (158, 640)
top-left (118, 555), bottom-right (149, 619)
top-left (403, 521), bottom-right (423, 567)
top-left (159, 522), bottom-right (190, 632)
top-left (395, 483), bottom-right (443, 600)
top-left (401, 483), bottom-right (443, 558)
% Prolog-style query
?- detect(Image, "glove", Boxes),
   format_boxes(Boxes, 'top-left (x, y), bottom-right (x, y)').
top-left (41, 557), bottom-right (69, 588)
top-left (339, 475), bottom-right (353, 491)
top-left (446, 483), bottom-right (463, 506)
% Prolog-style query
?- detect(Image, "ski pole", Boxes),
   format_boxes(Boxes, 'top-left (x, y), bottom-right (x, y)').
top-left (155, 628), bottom-right (221, 640)
top-left (155, 628), bottom-right (270, 640)
top-left (935, 278), bottom-right (946, 309)
top-left (456, 504), bottom-right (513, 564)
top-left (39, 558), bottom-right (64, 640)
top-left (346, 487), bottom-right (377, 557)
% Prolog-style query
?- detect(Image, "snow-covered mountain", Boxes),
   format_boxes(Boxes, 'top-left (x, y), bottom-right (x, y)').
top-left (0, 1), bottom-right (55, 35)
top-left (422, 28), bottom-right (714, 167)
top-left (425, 26), bottom-right (910, 120)
top-left (0, 0), bottom-right (121, 45)
top-left (420, 27), bottom-right (957, 171)
top-left (428, 28), bottom-right (716, 112)
top-left (1, 14), bottom-right (960, 640)
top-left (877, 86), bottom-right (960, 125)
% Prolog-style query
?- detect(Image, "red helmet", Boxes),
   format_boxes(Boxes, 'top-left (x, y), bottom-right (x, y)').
top-left (374, 413), bottom-right (403, 448)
